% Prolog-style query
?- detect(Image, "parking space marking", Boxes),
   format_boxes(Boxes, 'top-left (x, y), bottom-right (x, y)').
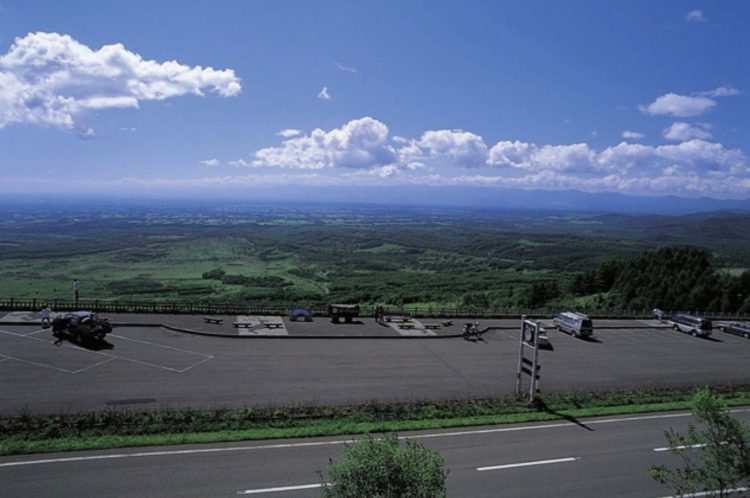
top-left (0, 327), bottom-right (213, 374)
top-left (107, 334), bottom-right (214, 373)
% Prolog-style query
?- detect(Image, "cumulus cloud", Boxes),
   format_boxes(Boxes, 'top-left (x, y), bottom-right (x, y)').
top-left (317, 85), bottom-right (331, 100)
top-left (640, 93), bottom-right (716, 117)
top-left (253, 117), bottom-right (395, 169)
top-left (416, 129), bottom-right (488, 168)
top-left (640, 87), bottom-right (739, 118)
top-left (278, 129), bottom-right (301, 138)
top-left (200, 159), bottom-right (220, 167)
top-left (208, 116), bottom-right (750, 198)
top-left (488, 141), bottom-right (598, 173)
top-left (686, 10), bottom-right (705, 22)
top-left (622, 130), bottom-right (644, 140)
top-left (663, 122), bottom-right (712, 141)
top-left (0, 32), bottom-right (241, 131)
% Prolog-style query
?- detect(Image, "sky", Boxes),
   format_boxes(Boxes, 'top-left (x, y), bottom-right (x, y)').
top-left (0, 0), bottom-right (749, 204)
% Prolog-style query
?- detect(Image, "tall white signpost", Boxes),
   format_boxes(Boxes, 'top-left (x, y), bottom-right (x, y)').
top-left (515, 315), bottom-right (541, 403)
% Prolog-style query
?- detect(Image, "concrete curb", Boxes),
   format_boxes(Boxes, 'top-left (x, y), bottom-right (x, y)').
top-left (0, 321), bottom-right (673, 339)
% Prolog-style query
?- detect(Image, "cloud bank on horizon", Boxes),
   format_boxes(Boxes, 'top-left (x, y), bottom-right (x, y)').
top-left (218, 114), bottom-right (747, 199)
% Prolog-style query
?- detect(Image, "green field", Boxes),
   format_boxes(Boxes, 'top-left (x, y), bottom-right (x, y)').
top-left (1, 200), bottom-right (750, 309)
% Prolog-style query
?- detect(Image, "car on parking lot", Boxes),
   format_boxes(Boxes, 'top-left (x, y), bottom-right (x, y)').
top-left (667, 314), bottom-right (712, 337)
top-left (552, 311), bottom-right (593, 338)
top-left (52, 311), bottom-right (112, 342)
top-left (718, 321), bottom-right (750, 339)
top-left (289, 307), bottom-right (313, 322)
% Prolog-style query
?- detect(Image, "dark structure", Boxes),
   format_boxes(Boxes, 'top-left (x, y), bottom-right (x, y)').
top-left (328, 304), bottom-right (359, 323)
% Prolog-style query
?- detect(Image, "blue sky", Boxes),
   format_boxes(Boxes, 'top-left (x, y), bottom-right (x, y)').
top-left (0, 0), bottom-right (748, 201)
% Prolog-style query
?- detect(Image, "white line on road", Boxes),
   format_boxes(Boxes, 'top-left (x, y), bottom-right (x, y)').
top-left (653, 443), bottom-right (707, 452)
top-left (2, 408), bottom-right (749, 468)
top-left (477, 456), bottom-right (579, 472)
top-left (237, 483), bottom-right (324, 495)
top-left (655, 486), bottom-right (748, 498)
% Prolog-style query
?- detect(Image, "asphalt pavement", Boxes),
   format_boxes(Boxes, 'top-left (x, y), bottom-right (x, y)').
top-left (1, 314), bottom-right (749, 415)
top-left (3, 408), bottom-right (749, 498)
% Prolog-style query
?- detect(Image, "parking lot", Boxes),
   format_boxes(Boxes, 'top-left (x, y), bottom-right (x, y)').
top-left (1, 313), bottom-right (749, 416)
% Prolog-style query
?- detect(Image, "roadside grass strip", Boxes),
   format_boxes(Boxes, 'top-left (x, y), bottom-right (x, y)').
top-left (2, 387), bottom-right (749, 456)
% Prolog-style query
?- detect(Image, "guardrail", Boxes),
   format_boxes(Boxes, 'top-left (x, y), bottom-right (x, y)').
top-left (1, 297), bottom-right (749, 321)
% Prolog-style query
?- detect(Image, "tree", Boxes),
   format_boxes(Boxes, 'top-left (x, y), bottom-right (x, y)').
top-left (650, 388), bottom-right (750, 497)
top-left (320, 433), bottom-right (448, 498)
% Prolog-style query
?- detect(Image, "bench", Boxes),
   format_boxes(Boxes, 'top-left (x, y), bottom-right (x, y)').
top-left (203, 317), bottom-right (223, 325)
top-left (423, 323), bottom-right (441, 330)
top-left (263, 322), bottom-right (283, 329)
top-left (232, 322), bottom-right (253, 328)
top-left (399, 323), bottom-right (416, 330)
top-left (441, 320), bottom-right (454, 327)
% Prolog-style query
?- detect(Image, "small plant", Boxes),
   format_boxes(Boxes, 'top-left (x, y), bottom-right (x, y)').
top-left (319, 433), bottom-right (447, 498)
top-left (650, 387), bottom-right (750, 497)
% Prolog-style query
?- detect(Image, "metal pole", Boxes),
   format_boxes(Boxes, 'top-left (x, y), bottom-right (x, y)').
top-left (529, 320), bottom-right (540, 402)
top-left (515, 315), bottom-right (526, 395)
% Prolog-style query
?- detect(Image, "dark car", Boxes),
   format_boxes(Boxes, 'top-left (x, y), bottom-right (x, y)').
top-left (718, 322), bottom-right (750, 339)
top-left (289, 307), bottom-right (313, 322)
top-left (52, 311), bottom-right (112, 342)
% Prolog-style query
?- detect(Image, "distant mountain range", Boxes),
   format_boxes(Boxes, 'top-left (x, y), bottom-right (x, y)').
top-left (216, 186), bottom-right (750, 215)
top-left (4, 187), bottom-right (750, 216)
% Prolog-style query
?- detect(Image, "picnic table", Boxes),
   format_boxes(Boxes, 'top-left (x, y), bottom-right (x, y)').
top-left (232, 322), bottom-right (253, 328)
top-left (263, 322), bottom-right (283, 329)
top-left (423, 323), bottom-right (441, 330)
top-left (204, 317), bottom-right (223, 325)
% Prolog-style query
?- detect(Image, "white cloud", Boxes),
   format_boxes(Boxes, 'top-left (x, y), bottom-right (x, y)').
top-left (119, 127), bottom-right (137, 132)
top-left (200, 159), bottom-right (220, 167)
top-left (253, 117), bottom-right (395, 169)
top-left (640, 87), bottom-right (739, 118)
top-left (229, 159), bottom-right (248, 167)
top-left (686, 10), bottom-right (705, 22)
top-left (334, 62), bottom-right (357, 74)
top-left (317, 85), bottom-right (331, 100)
top-left (663, 122), bottom-right (712, 141)
top-left (487, 141), bottom-right (598, 173)
top-left (698, 86), bottom-right (740, 98)
top-left (208, 117), bottom-right (750, 199)
top-left (622, 130), bottom-right (644, 140)
top-left (640, 93), bottom-right (716, 117)
top-left (0, 32), bottom-right (241, 131)
top-left (416, 129), bottom-right (488, 168)
top-left (278, 129), bottom-right (301, 138)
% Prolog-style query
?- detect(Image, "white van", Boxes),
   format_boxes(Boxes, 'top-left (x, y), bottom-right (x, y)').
top-left (552, 311), bottom-right (594, 338)
top-left (667, 314), bottom-right (712, 337)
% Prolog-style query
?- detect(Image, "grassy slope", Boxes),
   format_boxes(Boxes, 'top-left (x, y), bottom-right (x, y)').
top-left (3, 387), bottom-right (749, 456)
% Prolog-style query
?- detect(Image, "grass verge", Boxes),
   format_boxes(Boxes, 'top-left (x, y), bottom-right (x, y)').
top-left (2, 385), bottom-right (749, 456)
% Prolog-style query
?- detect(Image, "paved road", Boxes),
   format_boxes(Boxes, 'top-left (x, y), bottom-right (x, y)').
top-left (3, 408), bottom-right (749, 497)
top-left (1, 317), bottom-right (750, 415)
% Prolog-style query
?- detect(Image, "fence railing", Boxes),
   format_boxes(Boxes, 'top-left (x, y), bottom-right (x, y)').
top-left (1, 297), bottom-right (749, 321)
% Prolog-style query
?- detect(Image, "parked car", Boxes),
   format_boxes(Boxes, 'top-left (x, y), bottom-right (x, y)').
top-left (289, 307), bottom-right (313, 322)
top-left (667, 314), bottom-right (712, 337)
top-left (718, 322), bottom-right (750, 339)
top-left (552, 311), bottom-right (593, 338)
top-left (52, 311), bottom-right (112, 342)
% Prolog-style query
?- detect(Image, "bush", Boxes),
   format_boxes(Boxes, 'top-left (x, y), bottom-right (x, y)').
top-left (320, 433), bottom-right (447, 498)
top-left (650, 387), bottom-right (750, 496)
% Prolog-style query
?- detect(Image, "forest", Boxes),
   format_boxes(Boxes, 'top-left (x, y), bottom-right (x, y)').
top-left (0, 199), bottom-right (748, 312)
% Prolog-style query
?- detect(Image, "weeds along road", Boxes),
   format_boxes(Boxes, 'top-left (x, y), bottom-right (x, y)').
top-left (3, 408), bottom-right (749, 497)
top-left (1, 316), bottom-right (749, 416)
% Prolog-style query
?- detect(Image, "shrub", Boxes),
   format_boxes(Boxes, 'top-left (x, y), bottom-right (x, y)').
top-left (320, 433), bottom-right (447, 498)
